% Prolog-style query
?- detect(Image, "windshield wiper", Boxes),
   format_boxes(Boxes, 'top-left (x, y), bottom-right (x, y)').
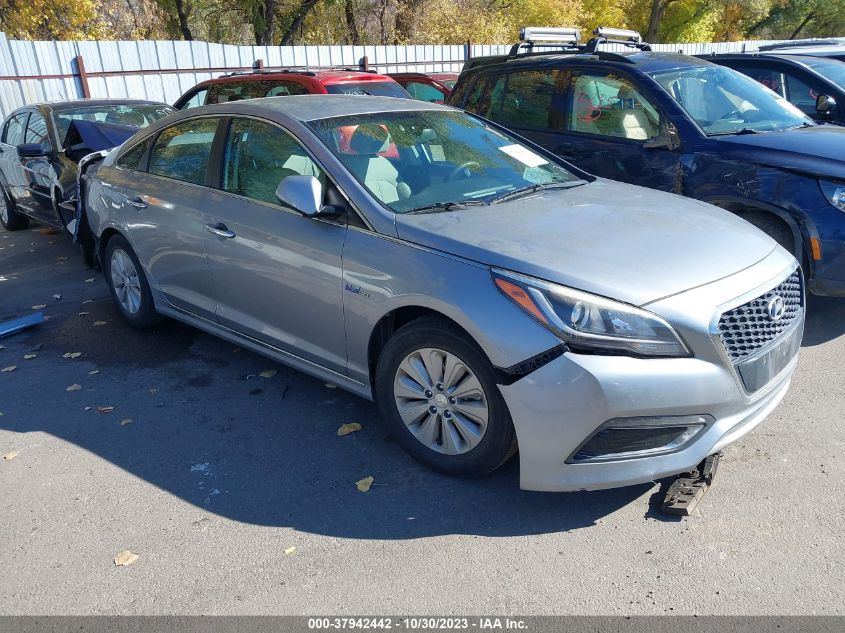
top-left (405, 200), bottom-right (489, 214)
top-left (709, 127), bottom-right (759, 136)
top-left (491, 180), bottom-right (588, 204)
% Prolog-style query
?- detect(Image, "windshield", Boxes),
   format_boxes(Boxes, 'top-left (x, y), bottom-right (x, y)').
top-left (650, 65), bottom-right (812, 135)
top-left (800, 56), bottom-right (845, 88)
top-left (325, 81), bottom-right (411, 98)
top-left (308, 110), bottom-right (582, 214)
top-left (442, 79), bottom-right (457, 89)
top-left (55, 104), bottom-right (173, 144)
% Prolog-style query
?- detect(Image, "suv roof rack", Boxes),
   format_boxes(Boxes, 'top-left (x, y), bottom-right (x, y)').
top-left (222, 67), bottom-right (318, 78)
top-left (508, 26), bottom-right (584, 56)
top-left (759, 38), bottom-right (845, 51)
top-left (584, 27), bottom-right (651, 53)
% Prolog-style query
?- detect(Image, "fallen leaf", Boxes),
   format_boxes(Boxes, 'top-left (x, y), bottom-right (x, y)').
top-left (53, 294), bottom-right (61, 300)
top-left (325, 383), bottom-right (337, 389)
top-left (2, 451), bottom-right (18, 461)
top-left (82, 299), bottom-right (93, 304)
top-left (284, 546), bottom-right (297, 555)
top-left (84, 278), bottom-right (95, 283)
top-left (113, 550), bottom-right (139, 566)
top-left (78, 311), bottom-right (90, 316)
top-left (149, 388), bottom-right (159, 395)
top-left (355, 476), bottom-right (374, 492)
top-left (23, 354), bottom-right (37, 360)
top-left (120, 418), bottom-right (134, 426)
top-left (55, 256), bottom-right (67, 261)
top-left (29, 344), bottom-right (42, 352)
top-left (38, 228), bottom-right (58, 235)
top-left (63, 352), bottom-right (82, 359)
top-left (66, 384), bottom-right (82, 392)
top-left (89, 369), bottom-right (100, 375)
top-left (84, 407), bottom-right (92, 411)
top-left (93, 321), bottom-right (107, 327)
top-left (97, 406), bottom-right (114, 414)
top-left (31, 304), bottom-right (47, 310)
top-left (337, 423), bottom-right (363, 436)
top-left (259, 369), bottom-right (277, 378)
top-left (1, 366), bottom-right (16, 373)
top-left (0, 345), bottom-right (5, 350)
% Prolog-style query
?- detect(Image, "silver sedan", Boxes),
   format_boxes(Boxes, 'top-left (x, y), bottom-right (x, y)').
top-left (83, 95), bottom-right (804, 491)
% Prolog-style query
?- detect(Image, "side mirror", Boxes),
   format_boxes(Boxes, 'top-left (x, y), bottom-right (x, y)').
top-left (275, 175), bottom-right (326, 216)
top-left (643, 121), bottom-right (681, 151)
top-left (816, 94), bottom-right (837, 115)
top-left (17, 143), bottom-right (49, 158)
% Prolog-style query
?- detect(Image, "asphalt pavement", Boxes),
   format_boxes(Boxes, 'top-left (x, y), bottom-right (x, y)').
top-left (1, 223), bottom-right (843, 615)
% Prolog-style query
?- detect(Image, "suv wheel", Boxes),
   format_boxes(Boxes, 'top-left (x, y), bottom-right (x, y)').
top-left (0, 186), bottom-right (29, 231)
top-left (375, 317), bottom-right (517, 476)
top-left (104, 235), bottom-right (160, 328)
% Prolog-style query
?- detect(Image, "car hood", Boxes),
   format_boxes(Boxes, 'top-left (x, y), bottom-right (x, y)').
top-left (713, 126), bottom-right (845, 181)
top-left (394, 180), bottom-right (777, 306)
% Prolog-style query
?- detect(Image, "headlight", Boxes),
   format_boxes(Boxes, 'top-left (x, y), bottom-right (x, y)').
top-left (492, 269), bottom-right (690, 357)
top-left (820, 180), bottom-right (845, 212)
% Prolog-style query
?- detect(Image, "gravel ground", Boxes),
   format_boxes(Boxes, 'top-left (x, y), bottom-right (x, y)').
top-left (0, 223), bottom-right (843, 615)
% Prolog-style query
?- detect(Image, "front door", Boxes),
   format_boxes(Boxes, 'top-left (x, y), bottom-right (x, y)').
top-left (203, 116), bottom-right (348, 373)
top-left (552, 69), bottom-right (683, 192)
top-left (20, 111), bottom-right (61, 224)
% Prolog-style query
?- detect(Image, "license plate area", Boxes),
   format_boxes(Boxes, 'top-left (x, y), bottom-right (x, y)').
top-left (736, 318), bottom-right (803, 393)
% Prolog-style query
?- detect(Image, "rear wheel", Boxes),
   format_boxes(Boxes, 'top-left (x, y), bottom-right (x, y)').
top-left (0, 186), bottom-right (29, 231)
top-left (104, 234), bottom-right (160, 328)
top-left (374, 317), bottom-right (517, 477)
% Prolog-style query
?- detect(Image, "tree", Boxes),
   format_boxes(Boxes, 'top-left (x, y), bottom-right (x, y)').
top-left (0, 0), bottom-right (104, 39)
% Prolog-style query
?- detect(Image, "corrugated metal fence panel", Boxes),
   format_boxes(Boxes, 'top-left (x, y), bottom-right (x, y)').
top-left (0, 34), bottom-right (799, 117)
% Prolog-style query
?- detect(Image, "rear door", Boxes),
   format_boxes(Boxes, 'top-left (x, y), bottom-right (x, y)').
top-left (112, 116), bottom-right (221, 320)
top-left (202, 116), bottom-right (348, 372)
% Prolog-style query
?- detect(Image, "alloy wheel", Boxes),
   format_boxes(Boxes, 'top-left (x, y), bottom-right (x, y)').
top-left (0, 193), bottom-right (8, 224)
top-left (393, 347), bottom-right (489, 455)
top-left (110, 248), bottom-right (142, 315)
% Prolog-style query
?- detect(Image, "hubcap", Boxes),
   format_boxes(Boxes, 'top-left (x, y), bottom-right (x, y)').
top-left (393, 347), bottom-right (489, 455)
top-left (110, 248), bottom-right (142, 315)
top-left (0, 194), bottom-right (7, 223)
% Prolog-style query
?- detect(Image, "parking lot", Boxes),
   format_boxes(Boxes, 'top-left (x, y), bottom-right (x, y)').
top-left (1, 222), bottom-right (844, 615)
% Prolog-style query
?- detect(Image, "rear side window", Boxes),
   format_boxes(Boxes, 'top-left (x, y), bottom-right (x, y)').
top-left (498, 70), bottom-right (561, 130)
top-left (149, 118), bottom-right (219, 185)
top-left (3, 113), bottom-right (28, 146)
top-left (116, 138), bottom-right (152, 171)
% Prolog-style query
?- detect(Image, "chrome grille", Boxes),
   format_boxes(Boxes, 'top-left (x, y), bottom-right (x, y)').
top-left (718, 270), bottom-right (803, 362)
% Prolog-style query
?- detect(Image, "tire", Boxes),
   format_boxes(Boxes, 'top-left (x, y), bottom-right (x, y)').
top-left (374, 316), bottom-right (517, 477)
top-left (741, 210), bottom-right (798, 258)
top-left (103, 234), bottom-right (160, 328)
top-left (0, 185), bottom-right (29, 231)
top-left (77, 218), bottom-right (97, 269)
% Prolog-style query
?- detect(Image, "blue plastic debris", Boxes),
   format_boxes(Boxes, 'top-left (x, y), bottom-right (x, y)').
top-left (0, 312), bottom-right (45, 338)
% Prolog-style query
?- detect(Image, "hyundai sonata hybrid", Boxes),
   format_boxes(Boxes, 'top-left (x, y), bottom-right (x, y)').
top-left (82, 96), bottom-right (803, 491)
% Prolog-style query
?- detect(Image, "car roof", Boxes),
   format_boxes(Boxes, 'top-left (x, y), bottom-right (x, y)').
top-left (464, 49), bottom-right (714, 75)
top-left (197, 94), bottom-right (447, 122)
top-left (704, 52), bottom-right (836, 64)
top-left (15, 98), bottom-right (168, 112)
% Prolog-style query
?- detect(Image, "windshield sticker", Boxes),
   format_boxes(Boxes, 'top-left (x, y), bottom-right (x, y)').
top-left (498, 144), bottom-right (548, 168)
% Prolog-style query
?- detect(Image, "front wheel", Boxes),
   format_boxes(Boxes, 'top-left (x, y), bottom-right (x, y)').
top-left (374, 317), bottom-right (517, 477)
top-left (0, 186), bottom-right (29, 231)
top-left (104, 234), bottom-right (160, 328)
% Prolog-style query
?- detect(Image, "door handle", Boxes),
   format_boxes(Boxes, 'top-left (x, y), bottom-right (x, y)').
top-left (127, 196), bottom-right (148, 209)
top-left (205, 222), bottom-right (236, 239)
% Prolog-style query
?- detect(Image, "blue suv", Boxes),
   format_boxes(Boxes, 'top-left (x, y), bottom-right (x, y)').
top-left (449, 28), bottom-right (845, 296)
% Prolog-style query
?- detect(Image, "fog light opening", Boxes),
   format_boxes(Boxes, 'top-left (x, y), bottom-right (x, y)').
top-left (567, 415), bottom-right (714, 464)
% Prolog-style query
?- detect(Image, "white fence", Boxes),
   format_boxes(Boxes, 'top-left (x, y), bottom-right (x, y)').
top-left (0, 32), bottom-right (795, 118)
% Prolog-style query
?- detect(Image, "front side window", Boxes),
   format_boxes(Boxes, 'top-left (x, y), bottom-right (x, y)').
top-left (405, 81), bottom-right (445, 102)
top-left (223, 117), bottom-right (324, 205)
top-left (566, 72), bottom-right (661, 141)
top-left (3, 113), bottom-right (28, 146)
top-left (726, 64), bottom-right (786, 97)
top-left (25, 113), bottom-right (51, 150)
top-left (651, 65), bottom-right (811, 135)
top-left (149, 118), bottom-right (219, 185)
top-left (498, 70), bottom-right (561, 130)
top-left (309, 110), bottom-right (583, 214)
top-left (324, 81), bottom-right (411, 98)
top-left (116, 138), bottom-right (152, 171)
top-left (784, 72), bottom-right (825, 115)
